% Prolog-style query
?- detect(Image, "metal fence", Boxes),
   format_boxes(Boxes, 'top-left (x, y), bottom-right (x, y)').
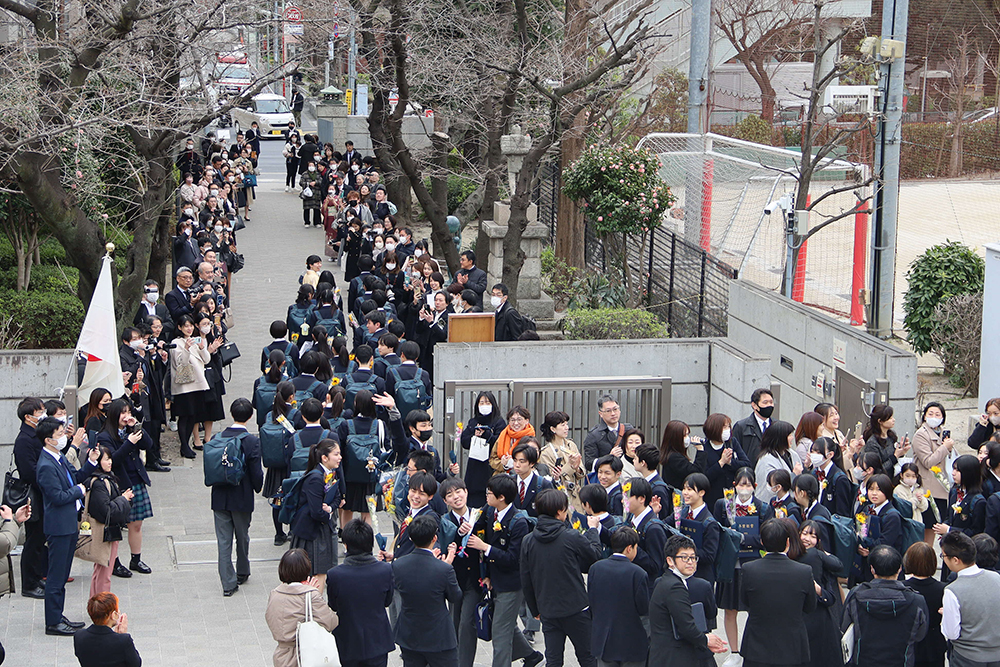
top-left (532, 161), bottom-right (560, 246)
top-left (441, 376), bottom-right (672, 462)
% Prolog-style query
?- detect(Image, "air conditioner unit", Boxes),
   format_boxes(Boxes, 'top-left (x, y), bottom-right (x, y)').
top-left (823, 85), bottom-right (877, 115)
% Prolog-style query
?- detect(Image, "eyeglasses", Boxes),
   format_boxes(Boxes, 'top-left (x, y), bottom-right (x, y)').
top-left (600, 406), bottom-right (621, 414)
top-left (673, 554), bottom-right (699, 563)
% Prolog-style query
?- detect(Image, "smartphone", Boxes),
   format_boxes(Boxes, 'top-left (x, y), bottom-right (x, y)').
top-left (942, 429), bottom-right (951, 440)
top-left (555, 457), bottom-right (564, 467)
top-left (426, 293), bottom-right (434, 308)
top-left (67, 414), bottom-right (73, 429)
top-left (854, 421), bottom-right (864, 439)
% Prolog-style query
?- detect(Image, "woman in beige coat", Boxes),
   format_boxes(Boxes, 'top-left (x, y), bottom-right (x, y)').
top-left (168, 314), bottom-right (214, 459)
top-left (538, 411), bottom-right (586, 511)
top-left (265, 549), bottom-right (338, 667)
top-left (910, 401), bottom-right (955, 533)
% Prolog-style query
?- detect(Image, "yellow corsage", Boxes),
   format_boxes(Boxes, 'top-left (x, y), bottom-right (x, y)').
top-left (747, 503), bottom-right (757, 515)
top-left (79, 521), bottom-right (91, 531)
top-left (930, 466), bottom-right (942, 475)
top-left (493, 520), bottom-right (503, 532)
top-left (572, 519), bottom-right (582, 531)
top-left (775, 507), bottom-right (787, 519)
top-left (820, 480), bottom-right (828, 490)
top-left (403, 516), bottom-right (413, 527)
top-left (673, 491), bottom-right (682, 507)
top-left (924, 490), bottom-right (932, 498)
top-left (330, 377), bottom-right (340, 386)
top-left (952, 504), bottom-right (963, 514)
top-left (324, 472), bottom-right (335, 485)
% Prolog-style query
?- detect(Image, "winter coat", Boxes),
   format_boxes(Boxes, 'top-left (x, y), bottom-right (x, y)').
top-left (85, 472), bottom-right (132, 542)
top-left (264, 583), bottom-right (338, 667)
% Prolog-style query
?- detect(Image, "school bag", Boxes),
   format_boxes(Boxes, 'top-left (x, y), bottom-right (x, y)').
top-left (275, 472), bottom-right (307, 524)
top-left (344, 420), bottom-right (382, 484)
top-left (260, 409), bottom-right (297, 468)
top-left (294, 379), bottom-right (325, 405)
top-left (203, 431), bottom-right (247, 487)
top-left (286, 303), bottom-right (314, 341)
top-left (253, 377), bottom-right (281, 427)
top-left (710, 516), bottom-right (744, 583)
top-left (289, 429), bottom-right (331, 474)
top-left (388, 365), bottom-right (432, 419)
top-left (344, 372), bottom-right (379, 412)
top-left (816, 515), bottom-right (859, 578)
top-left (313, 309), bottom-right (345, 338)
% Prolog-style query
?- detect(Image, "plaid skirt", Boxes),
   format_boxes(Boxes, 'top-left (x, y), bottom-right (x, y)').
top-left (128, 483), bottom-right (153, 522)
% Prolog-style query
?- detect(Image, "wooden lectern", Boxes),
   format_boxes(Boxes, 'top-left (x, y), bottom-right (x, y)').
top-left (448, 313), bottom-right (495, 343)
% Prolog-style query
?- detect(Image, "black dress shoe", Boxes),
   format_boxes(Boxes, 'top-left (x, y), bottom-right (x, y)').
top-left (145, 462), bottom-right (170, 473)
top-left (523, 650), bottom-right (544, 667)
top-left (21, 586), bottom-right (45, 599)
top-left (61, 616), bottom-right (85, 629)
top-left (274, 533), bottom-right (288, 546)
top-left (180, 450), bottom-right (196, 459)
top-left (193, 444), bottom-right (203, 451)
top-left (112, 562), bottom-right (133, 578)
top-left (130, 558), bottom-right (152, 574)
top-left (223, 585), bottom-right (239, 597)
top-left (45, 622), bottom-right (78, 636)
top-left (157, 458), bottom-right (172, 466)
top-left (237, 573), bottom-right (250, 584)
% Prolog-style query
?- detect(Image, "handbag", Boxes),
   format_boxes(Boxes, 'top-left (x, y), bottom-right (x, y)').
top-left (297, 590), bottom-right (340, 667)
top-left (233, 216), bottom-right (246, 232)
top-left (469, 435), bottom-right (490, 462)
top-left (174, 360), bottom-right (196, 385)
top-left (2, 454), bottom-right (31, 512)
top-left (475, 588), bottom-right (494, 641)
top-left (75, 478), bottom-right (113, 567)
top-left (218, 341), bottom-right (241, 367)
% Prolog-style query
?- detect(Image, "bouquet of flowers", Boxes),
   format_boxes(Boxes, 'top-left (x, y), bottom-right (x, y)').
top-left (930, 465), bottom-right (952, 492)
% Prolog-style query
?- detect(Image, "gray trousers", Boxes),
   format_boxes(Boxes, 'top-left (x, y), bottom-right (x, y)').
top-left (214, 509), bottom-right (251, 591)
top-left (950, 652), bottom-right (1000, 667)
top-left (493, 589), bottom-right (535, 667)
top-left (452, 586), bottom-right (482, 667)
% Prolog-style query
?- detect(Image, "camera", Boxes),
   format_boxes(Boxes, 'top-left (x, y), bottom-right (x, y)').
top-left (764, 194), bottom-right (794, 215)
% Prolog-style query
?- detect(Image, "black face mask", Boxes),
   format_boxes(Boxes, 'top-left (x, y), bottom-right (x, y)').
top-left (417, 429), bottom-right (433, 442)
top-left (757, 405), bottom-right (774, 419)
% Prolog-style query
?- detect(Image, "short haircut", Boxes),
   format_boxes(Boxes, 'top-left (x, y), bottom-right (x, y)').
top-left (409, 515), bottom-right (439, 549)
top-left (342, 518), bottom-right (375, 556)
top-left (922, 401), bottom-right (947, 424)
top-left (664, 534), bottom-right (696, 559)
top-left (300, 398), bottom-right (324, 422)
top-left (973, 533), bottom-right (999, 570)
top-left (511, 441), bottom-right (539, 465)
top-left (760, 518), bottom-right (790, 552)
top-left (407, 449), bottom-right (435, 472)
top-left (408, 471), bottom-right (438, 496)
top-left (488, 474), bottom-right (517, 505)
top-left (903, 541), bottom-right (938, 577)
top-left (941, 530), bottom-right (977, 565)
top-left (492, 283), bottom-right (509, 296)
top-left (461, 250), bottom-right (476, 264)
top-left (359, 255), bottom-right (375, 272)
top-left (379, 333), bottom-right (399, 351)
top-left (354, 344), bottom-right (374, 364)
top-left (865, 473), bottom-right (895, 500)
top-left (87, 592), bottom-right (119, 624)
top-left (35, 416), bottom-right (63, 443)
top-left (278, 548), bottom-right (312, 583)
top-left (683, 472), bottom-right (711, 494)
top-left (611, 526), bottom-right (640, 553)
top-left (597, 395), bottom-right (617, 410)
top-left (387, 320), bottom-right (406, 338)
top-left (535, 488), bottom-right (568, 517)
top-left (627, 477), bottom-right (653, 506)
top-left (230, 398), bottom-right (254, 423)
top-left (578, 484), bottom-right (609, 513)
top-left (365, 310), bottom-right (386, 327)
top-left (596, 455), bottom-right (623, 473)
top-left (767, 468), bottom-right (792, 491)
top-left (121, 326), bottom-right (140, 343)
top-left (399, 340), bottom-right (420, 361)
top-left (405, 409), bottom-right (432, 431)
top-left (868, 544), bottom-right (903, 577)
top-left (18, 397), bottom-right (44, 422)
top-left (635, 443), bottom-right (660, 470)
top-left (439, 477), bottom-right (467, 499)
top-left (44, 399), bottom-right (66, 416)
top-left (798, 519), bottom-right (827, 550)
top-left (703, 413), bottom-right (732, 443)
top-left (751, 388), bottom-right (773, 405)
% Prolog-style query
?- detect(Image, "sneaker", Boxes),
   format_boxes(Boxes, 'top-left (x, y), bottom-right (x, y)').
top-left (722, 654), bottom-right (743, 667)
top-left (523, 630), bottom-right (535, 645)
top-left (167, 419), bottom-right (178, 432)
top-left (285, 186), bottom-right (290, 192)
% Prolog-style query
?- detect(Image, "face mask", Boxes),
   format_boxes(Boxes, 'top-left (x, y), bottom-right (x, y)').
top-left (308, 166), bottom-right (316, 172)
top-left (329, 191), bottom-right (336, 197)
top-left (210, 190), bottom-right (219, 197)
top-left (130, 339), bottom-right (145, 350)
top-left (385, 263), bottom-right (396, 270)
top-left (490, 295), bottom-right (502, 308)
top-left (417, 429), bottom-right (433, 442)
top-left (200, 324), bottom-right (212, 334)
top-left (184, 208), bottom-right (194, 217)
top-left (145, 291), bottom-right (158, 303)
top-left (375, 242), bottom-right (385, 250)
top-left (683, 436), bottom-right (691, 446)
top-left (736, 489), bottom-right (754, 502)
top-left (414, 249), bottom-right (423, 257)
top-left (990, 415), bottom-right (1000, 426)
top-left (386, 243), bottom-right (396, 251)
top-left (221, 153), bottom-right (228, 159)
top-left (214, 224), bottom-right (223, 233)
top-left (902, 477), bottom-right (917, 487)
top-left (228, 176), bottom-right (235, 182)
top-left (186, 145), bottom-right (193, 151)
top-left (926, 416), bottom-right (943, 429)
top-left (480, 405), bottom-right (493, 416)
top-left (810, 452), bottom-right (826, 468)
top-left (57, 435), bottom-right (68, 449)
top-left (184, 228), bottom-right (192, 236)
top-left (758, 405), bottom-right (774, 419)
top-left (721, 428), bottom-right (731, 442)
top-left (352, 165), bottom-right (360, 172)
top-left (853, 467), bottom-right (866, 481)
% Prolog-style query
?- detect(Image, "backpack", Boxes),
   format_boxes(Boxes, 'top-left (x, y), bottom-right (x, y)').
top-left (388, 365), bottom-right (432, 419)
top-left (710, 516), bottom-right (744, 583)
top-left (314, 309), bottom-right (345, 338)
top-left (294, 379), bottom-right (324, 405)
top-left (286, 303), bottom-right (314, 341)
top-left (283, 342), bottom-right (299, 377)
top-left (253, 377), bottom-right (281, 427)
top-left (344, 420), bottom-right (382, 484)
top-left (344, 372), bottom-right (379, 412)
top-left (817, 515), bottom-right (859, 578)
top-left (651, 479), bottom-right (674, 522)
top-left (275, 472), bottom-right (307, 524)
top-left (289, 429), bottom-right (331, 474)
top-left (260, 410), bottom-right (297, 468)
top-left (505, 308), bottom-right (537, 340)
top-left (203, 432), bottom-right (247, 487)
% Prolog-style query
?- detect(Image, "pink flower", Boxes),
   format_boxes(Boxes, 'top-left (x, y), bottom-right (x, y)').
top-left (101, 213), bottom-right (109, 219)
top-left (597, 216), bottom-right (604, 221)
top-left (619, 179), bottom-right (624, 184)
top-left (76, 170), bottom-right (83, 178)
top-left (601, 166), bottom-right (606, 171)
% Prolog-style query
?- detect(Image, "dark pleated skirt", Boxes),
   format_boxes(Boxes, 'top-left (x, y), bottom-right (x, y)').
top-left (290, 520), bottom-right (337, 574)
top-left (344, 482), bottom-right (374, 512)
top-left (263, 465), bottom-right (289, 499)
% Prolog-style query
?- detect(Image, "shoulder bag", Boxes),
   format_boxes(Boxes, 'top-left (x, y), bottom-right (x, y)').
top-left (75, 478), bottom-right (113, 567)
top-left (173, 346), bottom-right (197, 385)
top-left (297, 589), bottom-right (340, 667)
top-left (2, 453), bottom-right (31, 513)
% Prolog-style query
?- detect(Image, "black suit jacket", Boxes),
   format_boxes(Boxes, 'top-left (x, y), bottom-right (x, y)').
top-left (210, 427), bottom-right (264, 513)
top-left (133, 301), bottom-right (174, 339)
top-left (588, 554), bottom-right (650, 662)
top-left (441, 511), bottom-right (482, 590)
top-left (511, 472), bottom-right (554, 517)
top-left (393, 506), bottom-right (441, 559)
top-left (73, 624), bottom-right (142, 667)
top-left (164, 286), bottom-right (195, 321)
top-left (392, 549), bottom-right (461, 652)
top-left (36, 450), bottom-right (85, 536)
top-left (327, 556), bottom-right (395, 662)
top-left (631, 510), bottom-right (670, 580)
top-left (740, 553), bottom-right (817, 665)
top-left (474, 505), bottom-right (530, 592)
top-left (731, 413), bottom-right (765, 465)
top-left (456, 266), bottom-right (488, 306)
top-left (493, 302), bottom-right (523, 343)
top-left (648, 570), bottom-right (709, 667)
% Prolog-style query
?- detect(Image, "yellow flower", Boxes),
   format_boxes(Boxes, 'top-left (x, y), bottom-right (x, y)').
top-left (330, 377), bottom-right (341, 386)
top-left (403, 516), bottom-right (413, 527)
top-left (930, 466), bottom-right (942, 475)
top-left (572, 519), bottom-right (582, 531)
top-left (820, 480), bottom-right (828, 490)
top-left (724, 488), bottom-right (735, 500)
top-left (855, 513), bottom-right (867, 524)
top-left (747, 504), bottom-right (757, 515)
top-left (952, 504), bottom-right (963, 514)
top-left (775, 507), bottom-right (787, 519)
top-left (622, 481), bottom-right (632, 496)
top-left (324, 472), bottom-right (335, 485)
top-left (924, 490), bottom-right (932, 498)
top-left (673, 492), bottom-right (682, 507)
top-left (493, 520), bottom-right (503, 532)
top-left (457, 422), bottom-right (464, 430)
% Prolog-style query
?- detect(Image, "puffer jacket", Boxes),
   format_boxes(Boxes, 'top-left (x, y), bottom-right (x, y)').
top-left (842, 578), bottom-right (928, 666)
top-left (0, 518), bottom-right (21, 596)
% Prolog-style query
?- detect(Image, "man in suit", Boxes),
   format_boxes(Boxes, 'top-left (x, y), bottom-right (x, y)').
top-left (582, 396), bottom-right (634, 471)
top-left (211, 399), bottom-right (264, 596)
top-left (511, 442), bottom-right (554, 518)
top-left (730, 388), bottom-right (774, 466)
top-left (625, 477), bottom-right (672, 580)
top-left (73, 592), bottom-right (141, 667)
top-left (133, 280), bottom-right (174, 340)
top-left (440, 478), bottom-right (483, 667)
top-left (648, 534), bottom-right (727, 667)
top-left (740, 517), bottom-right (818, 667)
top-left (12, 397), bottom-right (48, 599)
top-left (172, 225), bottom-right (201, 283)
top-left (392, 514), bottom-right (461, 667)
top-left (165, 266), bottom-right (199, 321)
top-left (588, 527), bottom-right (650, 667)
top-left (467, 475), bottom-right (544, 667)
top-left (491, 283), bottom-right (529, 343)
top-left (521, 489), bottom-right (604, 667)
top-left (454, 251), bottom-right (488, 307)
top-left (328, 519), bottom-right (396, 667)
top-left (343, 140), bottom-right (358, 168)
top-left (35, 417), bottom-right (87, 635)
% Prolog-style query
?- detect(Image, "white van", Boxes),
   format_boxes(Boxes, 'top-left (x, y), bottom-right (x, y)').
top-left (230, 93), bottom-right (295, 137)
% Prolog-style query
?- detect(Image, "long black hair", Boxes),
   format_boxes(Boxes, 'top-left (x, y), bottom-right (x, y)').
top-left (265, 349), bottom-right (286, 384)
top-left (472, 391), bottom-right (500, 423)
top-left (306, 439), bottom-right (339, 473)
top-left (101, 399), bottom-right (132, 440)
top-left (273, 381), bottom-right (295, 420)
top-left (760, 420), bottom-right (796, 467)
top-left (954, 454), bottom-right (983, 495)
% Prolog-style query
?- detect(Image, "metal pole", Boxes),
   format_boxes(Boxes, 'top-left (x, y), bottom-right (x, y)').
top-left (684, 0), bottom-right (712, 246)
top-left (869, 0), bottom-right (908, 338)
top-left (783, 209), bottom-right (796, 298)
top-left (348, 27), bottom-right (357, 114)
top-left (921, 57), bottom-right (928, 122)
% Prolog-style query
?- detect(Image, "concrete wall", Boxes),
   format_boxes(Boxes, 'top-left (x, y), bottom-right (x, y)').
top-left (0, 350), bottom-right (75, 445)
top-left (727, 280), bottom-right (918, 429)
top-left (327, 115), bottom-right (432, 154)
top-left (433, 338), bottom-right (770, 435)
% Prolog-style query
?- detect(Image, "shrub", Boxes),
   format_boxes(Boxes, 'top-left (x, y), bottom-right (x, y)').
top-left (560, 308), bottom-right (666, 340)
top-left (903, 241), bottom-right (984, 355)
top-left (541, 247), bottom-right (581, 310)
top-left (901, 122), bottom-right (1000, 178)
top-left (0, 289), bottom-right (85, 349)
top-left (569, 272), bottom-right (629, 310)
top-left (734, 115), bottom-right (772, 145)
top-left (930, 292), bottom-right (982, 395)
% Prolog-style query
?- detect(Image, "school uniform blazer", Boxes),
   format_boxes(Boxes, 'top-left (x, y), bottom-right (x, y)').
top-left (606, 484), bottom-right (624, 517)
top-left (373, 353), bottom-right (401, 380)
top-left (740, 553), bottom-right (817, 666)
top-left (588, 554), bottom-right (650, 662)
top-left (631, 510), bottom-right (670, 580)
top-left (680, 505), bottom-right (721, 583)
top-left (73, 624), bottom-right (142, 667)
top-left (36, 451), bottom-right (85, 537)
top-left (648, 570), bottom-right (710, 667)
top-left (985, 491), bottom-right (1000, 543)
top-left (511, 472), bottom-right (554, 518)
top-left (803, 502), bottom-right (837, 555)
top-left (440, 511), bottom-right (482, 590)
top-left (474, 505), bottom-right (530, 592)
top-left (647, 472), bottom-right (675, 524)
top-left (947, 487), bottom-right (987, 537)
top-left (384, 363), bottom-right (432, 398)
top-left (770, 494), bottom-right (803, 524)
top-left (291, 374), bottom-right (329, 402)
top-left (261, 340), bottom-right (299, 376)
top-left (712, 497), bottom-right (774, 557)
top-left (96, 429), bottom-right (152, 489)
top-left (291, 469), bottom-right (332, 542)
top-left (815, 464), bottom-right (854, 517)
top-left (393, 506), bottom-right (441, 560)
top-left (392, 549), bottom-right (462, 653)
top-left (327, 556), bottom-right (396, 662)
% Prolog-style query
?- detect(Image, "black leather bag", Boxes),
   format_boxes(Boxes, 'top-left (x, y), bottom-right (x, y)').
top-left (218, 341), bottom-right (241, 367)
top-left (3, 454), bottom-right (35, 521)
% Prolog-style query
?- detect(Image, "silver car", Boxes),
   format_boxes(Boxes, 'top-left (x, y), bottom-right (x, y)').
top-left (230, 93), bottom-right (295, 138)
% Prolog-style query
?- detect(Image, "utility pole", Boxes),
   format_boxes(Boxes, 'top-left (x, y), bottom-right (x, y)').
top-left (685, 0), bottom-right (712, 246)
top-left (868, 0), bottom-right (908, 338)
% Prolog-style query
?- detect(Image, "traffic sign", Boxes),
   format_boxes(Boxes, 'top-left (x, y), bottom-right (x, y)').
top-left (284, 5), bottom-right (302, 22)
top-left (389, 90), bottom-right (399, 106)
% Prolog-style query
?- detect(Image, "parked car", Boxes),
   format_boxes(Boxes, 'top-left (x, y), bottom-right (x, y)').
top-left (230, 93), bottom-right (295, 137)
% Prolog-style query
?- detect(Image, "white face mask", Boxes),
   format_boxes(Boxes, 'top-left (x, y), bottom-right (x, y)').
top-left (721, 428), bottom-right (731, 442)
top-left (129, 339), bottom-right (145, 350)
top-left (902, 476), bottom-right (917, 487)
top-left (214, 224), bottom-right (223, 233)
top-left (145, 291), bottom-right (158, 303)
top-left (853, 467), bottom-right (866, 481)
top-left (414, 249), bottom-right (423, 257)
top-left (480, 404), bottom-right (493, 416)
top-left (200, 324), bottom-right (212, 334)
top-left (308, 165), bottom-right (316, 172)
top-left (990, 415), bottom-right (1000, 426)
top-left (375, 242), bottom-right (385, 250)
top-left (385, 263), bottom-right (396, 270)
top-left (490, 295), bottom-right (502, 308)
top-left (810, 452), bottom-right (826, 468)
top-left (386, 243), bottom-right (396, 251)
top-left (926, 416), bottom-right (943, 429)
top-left (352, 165), bottom-right (360, 172)
top-left (57, 435), bottom-right (68, 449)
top-left (683, 436), bottom-right (691, 446)
top-left (736, 488), bottom-right (754, 502)
top-left (184, 208), bottom-right (194, 217)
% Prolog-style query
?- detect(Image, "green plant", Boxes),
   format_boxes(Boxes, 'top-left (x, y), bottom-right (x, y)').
top-left (569, 272), bottom-right (628, 310)
top-left (541, 247), bottom-right (581, 310)
top-left (929, 292), bottom-right (982, 396)
top-left (560, 308), bottom-right (666, 340)
top-left (903, 241), bottom-right (984, 355)
top-left (734, 115), bottom-right (772, 145)
top-left (0, 289), bottom-right (85, 349)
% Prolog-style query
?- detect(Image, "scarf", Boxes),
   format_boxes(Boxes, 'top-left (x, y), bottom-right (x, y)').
top-left (496, 423), bottom-right (535, 460)
top-left (344, 553), bottom-right (378, 566)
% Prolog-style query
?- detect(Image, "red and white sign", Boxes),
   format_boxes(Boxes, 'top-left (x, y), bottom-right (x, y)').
top-left (284, 5), bottom-right (302, 22)
top-left (424, 109), bottom-right (433, 117)
top-left (388, 92), bottom-right (399, 106)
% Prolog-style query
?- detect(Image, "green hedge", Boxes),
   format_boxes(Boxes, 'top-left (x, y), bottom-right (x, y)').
top-left (900, 122), bottom-right (1000, 179)
top-left (560, 308), bottom-right (666, 340)
top-left (0, 289), bottom-right (85, 349)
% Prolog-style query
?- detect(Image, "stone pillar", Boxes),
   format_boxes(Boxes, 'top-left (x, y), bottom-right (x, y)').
top-left (483, 201), bottom-right (555, 321)
top-left (316, 101), bottom-right (348, 147)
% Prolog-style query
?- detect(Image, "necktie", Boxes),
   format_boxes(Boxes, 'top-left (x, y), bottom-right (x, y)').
top-left (519, 481), bottom-right (526, 504)
top-left (816, 468), bottom-right (826, 483)
top-left (686, 507), bottom-right (694, 520)
top-left (957, 488), bottom-right (966, 505)
top-left (762, 419), bottom-right (770, 432)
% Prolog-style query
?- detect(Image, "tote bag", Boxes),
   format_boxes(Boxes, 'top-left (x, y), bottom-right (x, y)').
top-left (75, 479), bottom-right (113, 567)
top-left (297, 590), bottom-right (340, 667)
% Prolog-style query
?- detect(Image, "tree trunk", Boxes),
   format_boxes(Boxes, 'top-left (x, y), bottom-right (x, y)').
top-left (148, 199), bottom-right (174, 288)
top-left (556, 109), bottom-right (587, 268)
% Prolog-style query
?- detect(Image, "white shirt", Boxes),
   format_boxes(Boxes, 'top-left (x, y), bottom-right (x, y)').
top-left (942, 565), bottom-right (981, 640)
top-left (687, 503), bottom-right (707, 520)
top-left (605, 481), bottom-right (621, 496)
top-left (143, 300), bottom-right (157, 315)
top-left (755, 413), bottom-right (770, 433)
top-left (409, 504), bottom-right (426, 518)
top-left (631, 506), bottom-right (653, 528)
top-left (517, 471), bottom-right (536, 498)
top-left (229, 423), bottom-right (248, 431)
top-left (607, 422), bottom-right (620, 433)
top-left (451, 507), bottom-right (472, 526)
